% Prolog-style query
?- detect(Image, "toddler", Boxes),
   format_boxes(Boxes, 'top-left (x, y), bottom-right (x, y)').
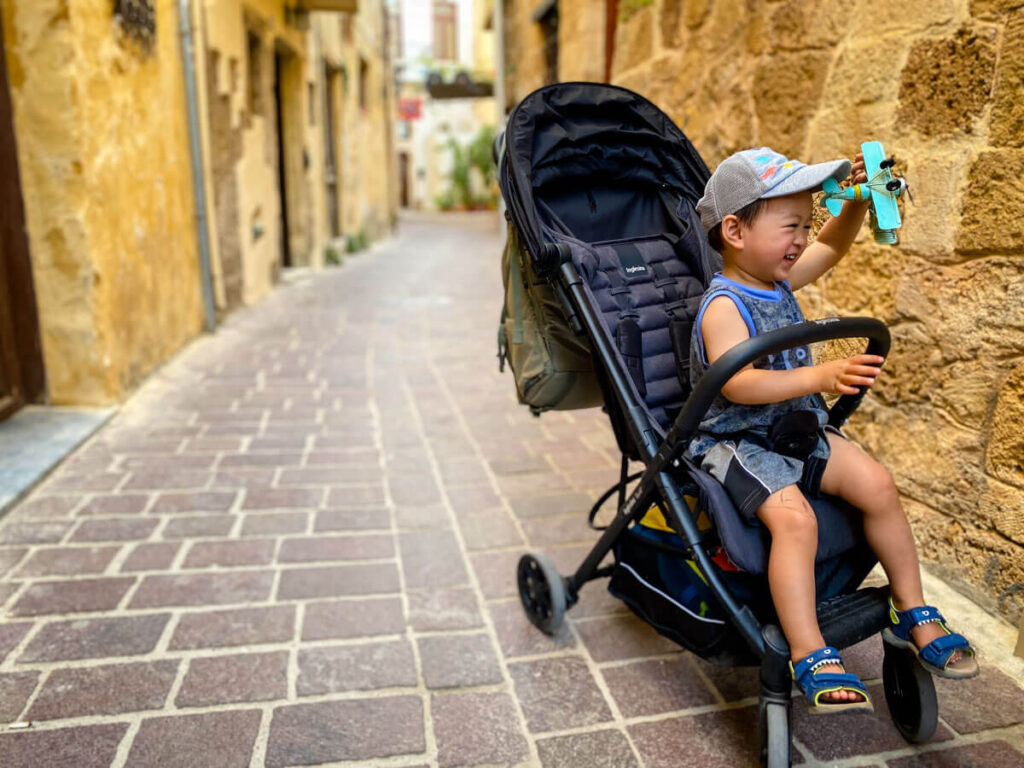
top-left (689, 147), bottom-right (978, 714)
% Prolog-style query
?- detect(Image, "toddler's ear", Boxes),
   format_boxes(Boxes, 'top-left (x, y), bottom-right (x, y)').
top-left (720, 214), bottom-right (744, 250)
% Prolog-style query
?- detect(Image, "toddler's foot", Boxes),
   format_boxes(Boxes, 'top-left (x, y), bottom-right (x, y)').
top-left (886, 599), bottom-right (979, 679)
top-left (791, 647), bottom-right (873, 715)
top-left (815, 663), bottom-right (867, 703)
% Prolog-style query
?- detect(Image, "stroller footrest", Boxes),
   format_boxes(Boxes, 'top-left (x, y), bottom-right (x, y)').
top-left (819, 586), bottom-right (891, 650)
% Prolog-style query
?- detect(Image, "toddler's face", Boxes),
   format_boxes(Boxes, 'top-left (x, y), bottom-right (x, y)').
top-left (734, 191), bottom-right (813, 285)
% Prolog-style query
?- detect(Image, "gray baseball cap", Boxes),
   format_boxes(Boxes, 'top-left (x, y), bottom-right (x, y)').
top-left (696, 147), bottom-right (852, 232)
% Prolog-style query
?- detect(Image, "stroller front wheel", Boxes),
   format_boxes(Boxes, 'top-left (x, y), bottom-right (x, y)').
top-left (882, 635), bottom-right (938, 743)
top-left (517, 551), bottom-right (567, 635)
top-left (760, 700), bottom-right (792, 768)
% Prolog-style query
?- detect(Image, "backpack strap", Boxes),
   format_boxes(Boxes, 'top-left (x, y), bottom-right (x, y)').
top-left (603, 256), bottom-right (646, 397)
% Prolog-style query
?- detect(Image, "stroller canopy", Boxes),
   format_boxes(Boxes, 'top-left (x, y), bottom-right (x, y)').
top-left (499, 82), bottom-right (712, 261)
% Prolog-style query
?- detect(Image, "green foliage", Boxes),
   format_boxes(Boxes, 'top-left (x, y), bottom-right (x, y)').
top-left (468, 125), bottom-right (497, 190)
top-left (324, 243), bottom-right (342, 266)
top-left (346, 230), bottom-right (368, 253)
top-left (618, 0), bottom-right (653, 23)
top-left (437, 125), bottom-right (499, 211)
top-left (447, 137), bottom-right (472, 209)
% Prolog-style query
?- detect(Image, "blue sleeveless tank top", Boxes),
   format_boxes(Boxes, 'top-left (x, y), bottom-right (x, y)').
top-left (688, 275), bottom-right (827, 457)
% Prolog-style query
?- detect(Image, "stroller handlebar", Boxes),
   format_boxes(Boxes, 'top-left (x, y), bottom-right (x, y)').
top-left (664, 317), bottom-right (891, 457)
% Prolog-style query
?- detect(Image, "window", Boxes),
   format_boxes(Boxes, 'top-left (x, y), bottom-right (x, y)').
top-left (432, 1), bottom-right (458, 62)
top-left (247, 31), bottom-right (263, 115)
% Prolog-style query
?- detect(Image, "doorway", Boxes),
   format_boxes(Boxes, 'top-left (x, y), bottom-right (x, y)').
top-left (0, 17), bottom-right (44, 420)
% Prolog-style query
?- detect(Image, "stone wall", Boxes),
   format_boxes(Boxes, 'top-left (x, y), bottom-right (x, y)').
top-left (3, 0), bottom-right (204, 404)
top-left (504, 0), bottom-right (1024, 622)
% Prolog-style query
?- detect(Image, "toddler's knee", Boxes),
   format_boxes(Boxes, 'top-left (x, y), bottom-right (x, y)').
top-left (865, 464), bottom-right (899, 505)
top-left (759, 491), bottom-right (817, 542)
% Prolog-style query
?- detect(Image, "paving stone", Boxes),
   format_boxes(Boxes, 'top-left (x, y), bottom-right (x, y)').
top-left (122, 454), bottom-right (215, 470)
top-left (418, 633), bottom-right (503, 689)
top-left (459, 510), bottom-right (525, 550)
top-left (325, 484), bottom-right (387, 507)
top-left (71, 516), bottom-right (159, 542)
top-left (0, 546), bottom-right (27, 576)
top-left (15, 495), bottom-right (82, 518)
top-left (150, 491), bottom-right (237, 514)
top-left (432, 692), bottom-right (530, 768)
top-left (389, 472), bottom-right (442, 506)
top-left (629, 707), bottom-right (762, 768)
top-left (0, 621), bottom-right (32, 663)
top-left (886, 740), bottom-right (1024, 767)
top-left (436, 458), bottom-right (491, 487)
top-left (689, 655), bottom-right (761, 702)
top-left (0, 671), bottom-right (39, 720)
top-left (489, 599), bottom-right (575, 657)
top-left (182, 539), bottom-right (275, 568)
top-left (243, 487), bottom-right (323, 509)
top-left (183, 437), bottom-right (244, 453)
top-left (129, 571), bottom-right (273, 608)
top-left (446, 484), bottom-right (503, 517)
top-left (27, 660), bottom-right (178, 720)
top-left (498, 471), bottom-right (573, 498)
top-left (277, 562), bottom-right (400, 600)
top-left (469, 549), bottom-right (521, 599)
top-left (121, 541), bottom-right (181, 572)
top-left (124, 469), bottom-right (211, 491)
top-left (0, 520), bottom-right (74, 545)
top-left (521, 514), bottom-right (602, 546)
top-left (302, 596), bottom-right (405, 640)
top-left (212, 468), bottom-right (276, 488)
top-left (20, 613), bottom-right (170, 662)
top-left (314, 507), bottom-right (385, 531)
top-left (510, 496), bottom-right (607, 524)
top-left (394, 503), bottom-right (452, 530)
top-left (45, 472), bottom-right (125, 492)
top-left (170, 604), bottom-right (296, 649)
top-left (176, 651), bottom-right (288, 706)
top-left (297, 639), bottom-right (417, 694)
top-left (221, 452), bottom-right (304, 468)
top-left (794, 683), bottom-right (953, 760)
top-left (0, 723), bottom-right (128, 768)
top-left (278, 533), bottom-right (393, 562)
top-left (408, 587), bottom-right (483, 631)
top-left (399, 530), bottom-right (468, 588)
top-left (77, 494), bottom-right (150, 517)
top-left (14, 545), bottom-right (120, 576)
top-left (536, 729), bottom-right (640, 768)
top-left (602, 656), bottom-right (718, 717)
top-left (126, 709), bottom-right (261, 768)
top-left (240, 511), bottom-right (308, 536)
top-left (508, 656), bottom-right (613, 732)
top-left (161, 514), bottom-right (236, 539)
top-left (933, 666), bottom-right (1024, 733)
top-left (574, 613), bottom-right (681, 662)
top-left (306, 447), bottom-right (379, 464)
top-left (11, 576), bottom-right (135, 616)
top-left (266, 697), bottom-right (424, 766)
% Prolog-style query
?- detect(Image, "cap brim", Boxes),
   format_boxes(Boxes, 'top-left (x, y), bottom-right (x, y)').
top-left (761, 159), bottom-right (852, 198)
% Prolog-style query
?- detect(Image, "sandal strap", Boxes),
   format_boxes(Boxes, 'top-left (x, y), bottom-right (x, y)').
top-left (919, 632), bottom-right (973, 669)
top-left (889, 599), bottom-right (947, 639)
top-left (792, 646), bottom-right (843, 681)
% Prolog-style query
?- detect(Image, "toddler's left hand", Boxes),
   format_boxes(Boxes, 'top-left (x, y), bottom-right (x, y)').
top-left (850, 153), bottom-right (867, 185)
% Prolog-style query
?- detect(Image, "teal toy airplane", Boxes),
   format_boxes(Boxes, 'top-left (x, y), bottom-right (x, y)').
top-left (821, 140), bottom-right (911, 244)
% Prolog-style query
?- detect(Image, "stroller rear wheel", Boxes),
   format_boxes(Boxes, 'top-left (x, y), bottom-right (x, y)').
top-left (517, 551), bottom-right (567, 635)
top-left (882, 635), bottom-right (938, 743)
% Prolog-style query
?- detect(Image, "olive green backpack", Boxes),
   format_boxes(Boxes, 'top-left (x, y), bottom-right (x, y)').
top-left (496, 222), bottom-right (604, 415)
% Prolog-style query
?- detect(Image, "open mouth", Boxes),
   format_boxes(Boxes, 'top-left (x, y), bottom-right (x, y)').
top-left (783, 254), bottom-right (797, 262)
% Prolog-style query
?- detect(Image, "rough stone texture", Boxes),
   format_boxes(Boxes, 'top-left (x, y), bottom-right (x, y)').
top-left (956, 150), bottom-right (1024, 253)
top-left (536, 729), bottom-right (640, 768)
top-left (509, 656), bottom-right (613, 732)
top-left (176, 651), bottom-right (288, 706)
top-left (602, 656), bottom-right (718, 716)
top-left (302, 596), bottom-right (405, 640)
top-left (431, 692), bottom-right (531, 767)
top-left (987, 362), bottom-right (1024, 494)
top-left (296, 639), bottom-right (418, 695)
top-left (417, 633), bottom-right (503, 689)
top-left (613, 5), bottom-right (654, 76)
top-left (27, 660), bottom-right (178, 720)
top-left (20, 613), bottom-right (170, 662)
top-left (11, 576), bottom-right (135, 616)
top-left (266, 697), bottom-right (424, 766)
top-left (0, 670), bottom-right (39, 720)
top-left (990, 10), bottom-right (1024, 147)
top-left (629, 708), bottom-right (761, 768)
top-left (753, 50), bottom-right (830, 157)
top-left (0, 724), bottom-right (128, 768)
top-left (887, 740), bottom-right (1024, 767)
top-left (933, 666), bottom-right (1024, 733)
top-left (169, 604), bottom-right (296, 649)
top-left (126, 710), bottom-right (261, 768)
top-left (897, 27), bottom-right (997, 138)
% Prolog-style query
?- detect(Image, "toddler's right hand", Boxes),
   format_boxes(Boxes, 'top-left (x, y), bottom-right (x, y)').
top-left (816, 354), bottom-right (884, 395)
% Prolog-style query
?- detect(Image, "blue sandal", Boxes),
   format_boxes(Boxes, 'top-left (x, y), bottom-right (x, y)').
top-left (883, 598), bottom-right (979, 679)
top-left (790, 646), bottom-right (873, 715)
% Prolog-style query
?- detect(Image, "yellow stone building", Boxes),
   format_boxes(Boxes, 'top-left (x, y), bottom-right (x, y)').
top-left (501, 0), bottom-right (1024, 623)
top-left (0, 0), bottom-right (396, 410)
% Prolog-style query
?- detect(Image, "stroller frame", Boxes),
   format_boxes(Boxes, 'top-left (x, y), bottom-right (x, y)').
top-left (500, 83), bottom-right (942, 767)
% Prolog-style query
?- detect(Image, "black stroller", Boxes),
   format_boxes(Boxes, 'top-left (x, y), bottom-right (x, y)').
top-left (495, 82), bottom-right (938, 767)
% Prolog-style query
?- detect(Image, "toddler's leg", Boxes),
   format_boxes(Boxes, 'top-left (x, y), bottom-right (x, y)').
top-left (756, 485), bottom-right (863, 703)
top-left (819, 434), bottom-right (969, 670)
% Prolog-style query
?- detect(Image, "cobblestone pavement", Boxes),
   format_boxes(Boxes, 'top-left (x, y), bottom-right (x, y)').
top-left (1, 212), bottom-right (1022, 768)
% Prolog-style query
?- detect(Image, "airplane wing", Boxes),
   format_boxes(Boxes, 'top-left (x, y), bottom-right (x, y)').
top-left (861, 141), bottom-right (901, 230)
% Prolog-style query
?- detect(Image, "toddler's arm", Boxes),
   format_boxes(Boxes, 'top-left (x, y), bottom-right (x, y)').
top-left (701, 296), bottom-right (883, 405)
top-left (788, 153), bottom-right (869, 291)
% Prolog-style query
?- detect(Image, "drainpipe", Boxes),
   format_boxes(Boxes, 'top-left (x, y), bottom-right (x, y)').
top-left (178, 0), bottom-right (217, 333)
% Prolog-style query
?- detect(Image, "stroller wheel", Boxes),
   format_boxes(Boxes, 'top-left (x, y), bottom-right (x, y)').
top-left (882, 635), bottom-right (938, 743)
top-left (517, 551), bottom-right (567, 635)
top-left (759, 700), bottom-right (792, 768)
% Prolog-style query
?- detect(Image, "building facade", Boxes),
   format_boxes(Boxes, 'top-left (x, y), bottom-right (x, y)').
top-left (500, 0), bottom-right (1024, 624)
top-left (0, 0), bottom-right (396, 409)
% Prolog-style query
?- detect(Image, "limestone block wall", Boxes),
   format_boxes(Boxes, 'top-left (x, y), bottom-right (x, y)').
top-left (504, 0), bottom-right (1024, 622)
top-left (2, 0), bottom-right (204, 404)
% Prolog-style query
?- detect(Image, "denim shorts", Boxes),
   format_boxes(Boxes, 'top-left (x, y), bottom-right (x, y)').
top-left (698, 427), bottom-right (842, 521)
